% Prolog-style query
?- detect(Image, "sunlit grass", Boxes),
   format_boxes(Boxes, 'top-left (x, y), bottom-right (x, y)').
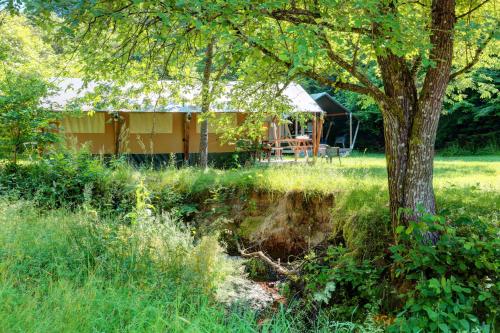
top-left (133, 153), bottom-right (499, 228)
top-left (138, 153), bottom-right (500, 194)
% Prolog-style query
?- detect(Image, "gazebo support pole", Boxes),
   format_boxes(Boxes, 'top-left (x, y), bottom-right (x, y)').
top-left (312, 115), bottom-right (317, 158)
top-left (349, 112), bottom-right (353, 149)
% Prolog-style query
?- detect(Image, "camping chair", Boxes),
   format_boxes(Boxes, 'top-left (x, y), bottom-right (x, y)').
top-left (334, 134), bottom-right (347, 148)
top-left (318, 144), bottom-right (328, 157)
top-left (324, 145), bottom-right (342, 165)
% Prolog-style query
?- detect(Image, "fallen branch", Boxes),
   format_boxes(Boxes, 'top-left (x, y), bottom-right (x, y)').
top-left (236, 241), bottom-right (297, 277)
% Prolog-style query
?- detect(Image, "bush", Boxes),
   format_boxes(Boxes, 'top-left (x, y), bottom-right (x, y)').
top-left (299, 246), bottom-right (385, 322)
top-left (0, 146), bottom-right (143, 215)
top-left (389, 212), bottom-right (499, 332)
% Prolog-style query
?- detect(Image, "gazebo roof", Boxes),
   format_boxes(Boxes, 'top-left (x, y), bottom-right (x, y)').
top-left (310, 92), bottom-right (351, 115)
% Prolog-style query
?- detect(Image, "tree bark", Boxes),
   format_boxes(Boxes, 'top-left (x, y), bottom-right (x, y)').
top-left (199, 39), bottom-right (215, 169)
top-left (378, 0), bottom-right (456, 229)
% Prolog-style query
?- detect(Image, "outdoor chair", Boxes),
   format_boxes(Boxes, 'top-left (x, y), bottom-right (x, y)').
top-left (324, 145), bottom-right (341, 165)
top-left (334, 134), bottom-right (347, 148)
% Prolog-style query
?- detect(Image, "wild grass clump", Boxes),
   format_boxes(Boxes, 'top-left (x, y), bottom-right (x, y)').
top-left (0, 199), bottom-right (235, 332)
top-left (0, 198), bottom-right (387, 332)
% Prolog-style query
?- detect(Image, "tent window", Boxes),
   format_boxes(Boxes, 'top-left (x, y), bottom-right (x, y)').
top-left (129, 113), bottom-right (173, 134)
top-left (196, 113), bottom-right (237, 134)
top-left (61, 114), bottom-right (105, 133)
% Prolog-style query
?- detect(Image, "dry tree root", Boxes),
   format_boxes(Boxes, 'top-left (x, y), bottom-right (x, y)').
top-left (236, 241), bottom-right (297, 277)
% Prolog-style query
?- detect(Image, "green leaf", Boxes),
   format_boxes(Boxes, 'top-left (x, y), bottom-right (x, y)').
top-left (438, 323), bottom-right (450, 333)
top-left (428, 278), bottom-right (441, 292)
top-left (395, 225), bottom-right (405, 234)
top-left (423, 305), bottom-right (438, 321)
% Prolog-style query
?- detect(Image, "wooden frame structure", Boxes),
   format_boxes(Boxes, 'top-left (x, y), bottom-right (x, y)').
top-left (265, 111), bottom-right (324, 160)
top-left (311, 92), bottom-right (359, 153)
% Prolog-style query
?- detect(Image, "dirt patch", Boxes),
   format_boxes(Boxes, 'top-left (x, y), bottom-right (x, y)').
top-left (197, 190), bottom-right (335, 259)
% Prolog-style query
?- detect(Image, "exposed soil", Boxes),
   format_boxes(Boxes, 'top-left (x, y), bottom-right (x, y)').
top-left (196, 190), bottom-right (336, 259)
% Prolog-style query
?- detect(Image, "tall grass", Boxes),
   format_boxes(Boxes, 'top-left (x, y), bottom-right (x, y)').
top-left (0, 200), bottom-right (240, 332)
top-left (0, 199), bottom-right (383, 332)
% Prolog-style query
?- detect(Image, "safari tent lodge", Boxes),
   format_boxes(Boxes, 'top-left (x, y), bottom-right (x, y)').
top-left (46, 79), bottom-right (324, 163)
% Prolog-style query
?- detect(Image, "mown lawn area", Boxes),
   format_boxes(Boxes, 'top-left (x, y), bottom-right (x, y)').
top-left (143, 153), bottom-right (499, 194)
top-left (136, 154), bottom-right (499, 222)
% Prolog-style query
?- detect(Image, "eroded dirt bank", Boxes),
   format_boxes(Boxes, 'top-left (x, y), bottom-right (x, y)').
top-left (194, 190), bottom-right (336, 259)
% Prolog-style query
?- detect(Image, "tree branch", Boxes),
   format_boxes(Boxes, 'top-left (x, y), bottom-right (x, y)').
top-left (419, 0), bottom-right (456, 104)
top-left (266, 8), bottom-right (371, 35)
top-left (449, 24), bottom-right (497, 81)
top-left (236, 242), bottom-right (296, 276)
top-left (232, 24), bottom-right (375, 96)
top-left (316, 31), bottom-right (388, 102)
top-left (410, 55), bottom-right (422, 82)
top-left (456, 0), bottom-right (491, 19)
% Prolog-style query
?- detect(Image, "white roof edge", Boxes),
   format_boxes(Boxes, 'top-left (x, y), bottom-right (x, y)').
top-left (43, 78), bottom-right (323, 113)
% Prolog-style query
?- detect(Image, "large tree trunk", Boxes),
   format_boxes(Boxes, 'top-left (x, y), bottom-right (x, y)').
top-left (379, 0), bottom-right (455, 229)
top-left (199, 39), bottom-right (215, 169)
top-left (382, 107), bottom-right (440, 230)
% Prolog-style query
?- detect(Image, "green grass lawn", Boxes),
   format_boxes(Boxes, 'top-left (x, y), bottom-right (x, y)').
top-left (138, 153), bottom-right (500, 194)
top-left (134, 154), bottom-right (499, 224)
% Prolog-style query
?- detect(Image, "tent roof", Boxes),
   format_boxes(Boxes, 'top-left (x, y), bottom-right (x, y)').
top-left (310, 92), bottom-right (350, 115)
top-left (44, 78), bottom-right (323, 114)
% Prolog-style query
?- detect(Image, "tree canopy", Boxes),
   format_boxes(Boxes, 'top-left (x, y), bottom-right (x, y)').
top-left (0, 14), bottom-right (60, 162)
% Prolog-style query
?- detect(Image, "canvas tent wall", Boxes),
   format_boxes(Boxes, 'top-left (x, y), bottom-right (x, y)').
top-left (45, 79), bottom-right (322, 158)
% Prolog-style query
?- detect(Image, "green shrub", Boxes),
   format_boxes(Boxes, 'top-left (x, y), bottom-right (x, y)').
top-left (300, 246), bottom-right (385, 322)
top-left (389, 212), bottom-right (499, 332)
top-left (0, 146), bottom-right (141, 214)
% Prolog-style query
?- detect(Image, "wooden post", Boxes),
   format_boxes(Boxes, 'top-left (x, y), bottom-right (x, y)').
top-left (112, 113), bottom-right (121, 156)
top-left (349, 112), bottom-right (353, 149)
top-left (317, 113), bottom-right (324, 155)
top-left (312, 115), bottom-right (317, 157)
top-left (183, 113), bottom-right (191, 161)
top-left (275, 117), bottom-right (282, 160)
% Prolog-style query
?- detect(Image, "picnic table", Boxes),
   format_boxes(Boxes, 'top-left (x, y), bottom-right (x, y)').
top-left (262, 136), bottom-right (313, 162)
top-left (282, 136), bottom-right (313, 161)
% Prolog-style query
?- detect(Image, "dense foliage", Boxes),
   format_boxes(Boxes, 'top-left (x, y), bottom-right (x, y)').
top-left (389, 212), bottom-right (499, 332)
top-left (298, 212), bottom-right (499, 332)
top-left (304, 67), bottom-right (500, 154)
top-left (1, 148), bottom-right (498, 330)
top-left (0, 15), bottom-right (59, 162)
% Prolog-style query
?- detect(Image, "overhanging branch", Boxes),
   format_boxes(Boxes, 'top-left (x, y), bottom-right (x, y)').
top-left (456, 0), bottom-right (491, 19)
top-left (449, 24), bottom-right (497, 81)
top-left (266, 8), bottom-right (371, 34)
top-left (231, 23), bottom-right (375, 97)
